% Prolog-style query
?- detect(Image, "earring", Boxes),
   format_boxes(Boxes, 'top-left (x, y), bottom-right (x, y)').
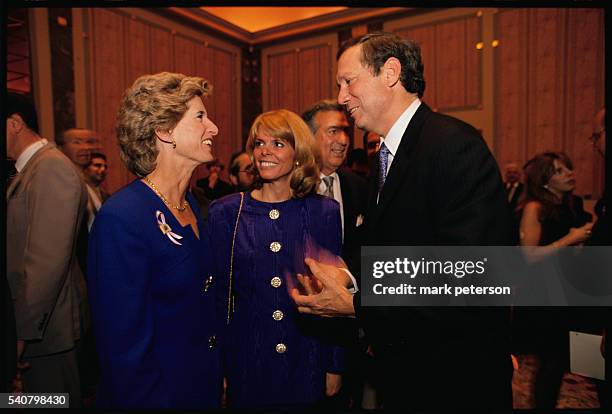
top-left (172, 140), bottom-right (177, 149)
top-left (543, 184), bottom-right (549, 189)
top-left (295, 161), bottom-right (300, 166)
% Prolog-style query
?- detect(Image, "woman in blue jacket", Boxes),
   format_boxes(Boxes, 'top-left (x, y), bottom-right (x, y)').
top-left (88, 72), bottom-right (222, 408)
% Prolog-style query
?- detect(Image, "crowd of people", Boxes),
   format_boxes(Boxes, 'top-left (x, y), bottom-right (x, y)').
top-left (5, 32), bottom-right (608, 410)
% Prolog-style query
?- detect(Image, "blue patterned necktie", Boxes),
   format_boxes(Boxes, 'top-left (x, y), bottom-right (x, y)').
top-left (378, 142), bottom-right (390, 195)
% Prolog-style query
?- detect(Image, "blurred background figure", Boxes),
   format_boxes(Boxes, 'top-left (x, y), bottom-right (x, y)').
top-left (83, 152), bottom-right (109, 231)
top-left (228, 150), bottom-right (255, 192)
top-left (517, 151), bottom-right (593, 409)
top-left (504, 162), bottom-right (524, 212)
top-left (56, 128), bottom-right (101, 168)
top-left (346, 148), bottom-right (370, 179)
top-left (196, 159), bottom-right (233, 200)
top-left (363, 130), bottom-right (381, 161)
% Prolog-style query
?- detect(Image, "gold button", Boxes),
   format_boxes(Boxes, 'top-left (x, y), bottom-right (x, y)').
top-left (270, 242), bottom-right (281, 252)
top-left (203, 276), bottom-right (213, 292)
top-left (269, 209), bottom-right (280, 220)
top-left (270, 276), bottom-right (282, 288)
top-left (275, 343), bottom-right (287, 354)
top-left (272, 310), bottom-right (284, 321)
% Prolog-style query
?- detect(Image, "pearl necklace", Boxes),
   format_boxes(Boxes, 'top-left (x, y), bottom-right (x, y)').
top-left (143, 176), bottom-right (189, 212)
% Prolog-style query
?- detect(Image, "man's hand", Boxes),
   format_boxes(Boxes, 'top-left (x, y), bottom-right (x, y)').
top-left (290, 258), bottom-right (355, 317)
top-left (326, 373), bottom-right (342, 396)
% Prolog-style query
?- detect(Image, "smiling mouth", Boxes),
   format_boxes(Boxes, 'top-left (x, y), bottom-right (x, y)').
top-left (348, 107), bottom-right (358, 116)
top-left (331, 146), bottom-right (346, 156)
top-left (201, 138), bottom-right (213, 147)
top-left (259, 161), bottom-right (278, 167)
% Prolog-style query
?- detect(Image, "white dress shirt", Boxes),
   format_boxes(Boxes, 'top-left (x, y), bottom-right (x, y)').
top-left (15, 139), bottom-right (48, 172)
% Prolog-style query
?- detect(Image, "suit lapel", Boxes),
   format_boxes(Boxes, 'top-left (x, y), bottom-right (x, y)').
top-left (368, 103), bottom-right (432, 224)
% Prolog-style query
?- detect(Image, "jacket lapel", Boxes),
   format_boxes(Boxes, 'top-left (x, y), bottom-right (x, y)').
top-left (368, 103), bottom-right (432, 224)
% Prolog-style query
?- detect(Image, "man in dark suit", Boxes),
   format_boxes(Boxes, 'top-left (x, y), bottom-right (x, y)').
top-left (504, 162), bottom-right (524, 210)
top-left (196, 160), bottom-right (233, 200)
top-left (292, 33), bottom-right (514, 409)
top-left (302, 100), bottom-right (368, 275)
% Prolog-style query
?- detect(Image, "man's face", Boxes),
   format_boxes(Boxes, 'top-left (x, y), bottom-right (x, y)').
top-left (234, 153), bottom-right (254, 189)
top-left (61, 130), bottom-right (100, 167)
top-left (337, 45), bottom-right (387, 134)
top-left (313, 110), bottom-right (350, 175)
top-left (84, 156), bottom-right (108, 186)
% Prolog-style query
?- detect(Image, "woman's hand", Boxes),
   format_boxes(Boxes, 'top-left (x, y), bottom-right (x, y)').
top-left (325, 373), bottom-right (342, 396)
top-left (566, 222), bottom-right (594, 245)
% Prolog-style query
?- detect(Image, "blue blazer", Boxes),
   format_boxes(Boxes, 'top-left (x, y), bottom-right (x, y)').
top-left (87, 180), bottom-right (222, 409)
top-left (206, 191), bottom-right (344, 408)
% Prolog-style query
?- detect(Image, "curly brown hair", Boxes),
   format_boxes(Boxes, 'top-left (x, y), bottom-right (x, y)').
top-left (117, 72), bottom-right (212, 177)
top-left (246, 109), bottom-right (320, 199)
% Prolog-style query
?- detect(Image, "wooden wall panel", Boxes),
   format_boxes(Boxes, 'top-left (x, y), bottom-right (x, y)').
top-left (565, 9), bottom-right (605, 197)
top-left (528, 8), bottom-right (565, 156)
top-left (269, 51), bottom-right (299, 112)
top-left (494, 8), bottom-right (604, 197)
top-left (211, 48), bottom-right (237, 167)
top-left (81, 8), bottom-right (241, 193)
top-left (299, 47), bottom-right (321, 112)
top-left (394, 15), bottom-right (482, 111)
top-left (126, 17), bottom-right (150, 82)
top-left (395, 25), bottom-right (437, 109)
top-left (150, 27), bottom-right (173, 73)
top-left (262, 34), bottom-right (337, 117)
top-left (173, 34), bottom-right (196, 76)
top-left (90, 9), bottom-right (131, 192)
top-left (465, 17), bottom-right (482, 107)
top-left (435, 19), bottom-right (466, 109)
top-left (495, 9), bottom-right (528, 168)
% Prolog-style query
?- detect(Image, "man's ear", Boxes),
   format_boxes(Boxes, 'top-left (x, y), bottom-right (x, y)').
top-left (8, 114), bottom-right (25, 134)
top-left (383, 57), bottom-right (401, 88)
top-left (229, 175), bottom-right (238, 186)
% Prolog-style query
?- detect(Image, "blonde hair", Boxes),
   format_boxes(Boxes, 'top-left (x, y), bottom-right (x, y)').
top-left (117, 72), bottom-right (212, 177)
top-left (246, 109), bottom-right (320, 198)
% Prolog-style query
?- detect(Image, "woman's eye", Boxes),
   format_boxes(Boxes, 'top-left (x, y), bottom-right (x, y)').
top-left (274, 141), bottom-right (285, 148)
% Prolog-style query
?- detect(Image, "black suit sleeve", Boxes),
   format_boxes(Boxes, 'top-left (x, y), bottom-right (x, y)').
top-left (430, 127), bottom-right (512, 245)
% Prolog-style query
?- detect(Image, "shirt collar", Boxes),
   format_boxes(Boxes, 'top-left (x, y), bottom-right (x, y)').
top-left (320, 171), bottom-right (339, 180)
top-left (380, 98), bottom-right (421, 157)
top-left (15, 138), bottom-right (48, 172)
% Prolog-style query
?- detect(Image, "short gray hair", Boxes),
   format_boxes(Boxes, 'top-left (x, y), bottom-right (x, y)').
top-left (301, 99), bottom-right (346, 134)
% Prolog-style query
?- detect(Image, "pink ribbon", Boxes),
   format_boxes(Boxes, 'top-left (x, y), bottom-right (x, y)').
top-left (156, 210), bottom-right (183, 246)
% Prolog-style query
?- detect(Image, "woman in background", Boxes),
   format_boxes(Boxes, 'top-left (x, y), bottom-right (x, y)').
top-left (518, 151), bottom-right (593, 408)
top-left (88, 72), bottom-right (222, 408)
top-left (206, 109), bottom-right (345, 408)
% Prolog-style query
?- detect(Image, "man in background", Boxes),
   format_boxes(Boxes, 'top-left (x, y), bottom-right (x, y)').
top-left (196, 159), bottom-right (233, 200)
top-left (82, 152), bottom-right (110, 231)
top-left (228, 151), bottom-right (255, 192)
top-left (6, 92), bottom-right (88, 405)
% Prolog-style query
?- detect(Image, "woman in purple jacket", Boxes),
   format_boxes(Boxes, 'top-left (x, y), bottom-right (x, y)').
top-left (206, 110), bottom-right (345, 408)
